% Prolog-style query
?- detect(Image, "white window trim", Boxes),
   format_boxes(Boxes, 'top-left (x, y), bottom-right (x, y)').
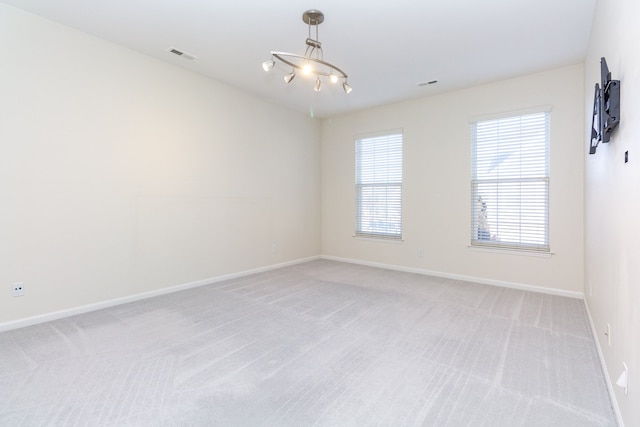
top-left (468, 245), bottom-right (554, 258)
top-left (469, 105), bottom-right (552, 124)
top-left (354, 129), bottom-right (403, 240)
top-left (470, 108), bottom-right (551, 253)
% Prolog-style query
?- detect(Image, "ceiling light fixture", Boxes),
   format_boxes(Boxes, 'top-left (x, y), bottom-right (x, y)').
top-left (262, 10), bottom-right (351, 94)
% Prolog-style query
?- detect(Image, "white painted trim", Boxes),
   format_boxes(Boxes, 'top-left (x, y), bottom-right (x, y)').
top-left (468, 245), bottom-right (554, 258)
top-left (353, 128), bottom-right (403, 141)
top-left (584, 300), bottom-right (625, 427)
top-left (468, 104), bottom-right (553, 123)
top-left (321, 255), bottom-right (583, 299)
top-left (0, 256), bottom-right (320, 333)
top-left (1, 254), bottom-right (584, 332)
top-left (353, 236), bottom-right (404, 244)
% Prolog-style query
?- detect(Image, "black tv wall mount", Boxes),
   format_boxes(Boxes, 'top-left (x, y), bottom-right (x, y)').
top-left (590, 57), bottom-right (621, 155)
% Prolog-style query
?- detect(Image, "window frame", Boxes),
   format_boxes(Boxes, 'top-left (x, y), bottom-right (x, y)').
top-left (470, 108), bottom-right (551, 253)
top-left (354, 130), bottom-right (403, 240)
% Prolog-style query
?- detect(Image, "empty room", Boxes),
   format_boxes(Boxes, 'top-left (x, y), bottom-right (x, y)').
top-left (0, 0), bottom-right (638, 425)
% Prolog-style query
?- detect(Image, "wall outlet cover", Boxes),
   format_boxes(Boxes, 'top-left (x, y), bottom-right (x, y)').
top-left (12, 282), bottom-right (25, 297)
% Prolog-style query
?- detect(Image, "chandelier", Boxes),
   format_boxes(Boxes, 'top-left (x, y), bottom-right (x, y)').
top-left (262, 10), bottom-right (352, 94)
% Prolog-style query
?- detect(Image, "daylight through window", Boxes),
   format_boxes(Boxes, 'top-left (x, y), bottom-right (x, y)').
top-left (355, 132), bottom-right (403, 239)
top-left (471, 111), bottom-right (550, 252)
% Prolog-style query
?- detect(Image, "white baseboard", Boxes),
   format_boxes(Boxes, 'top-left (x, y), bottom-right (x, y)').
top-left (0, 254), bottom-right (583, 332)
top-left (321, 256), bottom-right (623, 422)
top-left (0, 256), bottom-right (320, 333)
top-left (584, 300), bottom-right (625, 427)
top-left (320, 255), bottom-right (584, 299)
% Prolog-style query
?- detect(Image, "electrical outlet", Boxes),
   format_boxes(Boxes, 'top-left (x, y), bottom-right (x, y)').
top-left (417, 248), bottom-right (424, 258)
top-left (605, 323), bottom-right (611, 347)
top-left (271, 243), bottom-right (278, 254)
top-left (12, 282), bottom-right (24, 297)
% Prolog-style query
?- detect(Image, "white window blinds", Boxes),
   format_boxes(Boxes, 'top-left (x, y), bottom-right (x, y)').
top-left (471, 111), bottom-right (550, 252)
top-left (355, 132), bottom-right (403, 239)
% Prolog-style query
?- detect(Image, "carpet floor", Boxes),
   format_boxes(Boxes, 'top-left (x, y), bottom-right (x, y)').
top-left (0, 259), bottom-right (616, 426)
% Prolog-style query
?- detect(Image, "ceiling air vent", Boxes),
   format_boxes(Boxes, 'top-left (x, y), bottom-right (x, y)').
top-left (417, 80), bottom-right (438, 87)
top-left (167, 47), bottom-right (199, 61)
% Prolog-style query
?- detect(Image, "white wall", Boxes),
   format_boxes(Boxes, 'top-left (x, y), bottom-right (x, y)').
top-left (0, 5), bottom-right (321, 325)
top-left (321, 64), bottom-right (585, 294)
top-left (3, 3), bottom-right (630, 420)
top-left (584, 0), bottom-right (640, 424)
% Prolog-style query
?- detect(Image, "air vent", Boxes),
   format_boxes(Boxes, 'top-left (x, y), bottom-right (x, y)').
top-left (167, 47), bottom-right (199, 61)
top-left (418, 80), bottom-right (438, 87)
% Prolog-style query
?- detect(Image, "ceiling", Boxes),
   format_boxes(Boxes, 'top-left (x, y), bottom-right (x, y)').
top-left (2, 0), bottom-right (596, 118)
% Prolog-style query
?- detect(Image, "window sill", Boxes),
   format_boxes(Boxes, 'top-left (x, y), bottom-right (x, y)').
top-left (353, 235), bottom-right (404, 244)
top-left (468, 245), bottom-right (553, 258)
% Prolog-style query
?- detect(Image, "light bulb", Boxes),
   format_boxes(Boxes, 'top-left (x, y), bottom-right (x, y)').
top-left (329, 73), bottom-right (338, 84)
top-left (284, 72), bottom-right (296, 83)
top-left (262, 60), bottom-right (275, 72)
top-left (302, 63), bottom-right (312, 75)
top-left (314, 77), bottom-right (322, 92)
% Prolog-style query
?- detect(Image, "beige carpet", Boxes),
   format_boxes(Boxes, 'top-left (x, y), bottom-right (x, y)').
top-left (0, 260), bottom-right (615, 426)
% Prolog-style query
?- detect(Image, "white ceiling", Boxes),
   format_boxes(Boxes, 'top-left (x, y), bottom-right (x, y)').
top-left (3, 0), bottom-right (596, 118)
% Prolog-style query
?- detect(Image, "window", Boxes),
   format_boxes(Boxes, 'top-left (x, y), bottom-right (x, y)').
top-left (471, 111), bottom-right (550, 252)
top-left (355, 132), bottom-right (403, 239)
